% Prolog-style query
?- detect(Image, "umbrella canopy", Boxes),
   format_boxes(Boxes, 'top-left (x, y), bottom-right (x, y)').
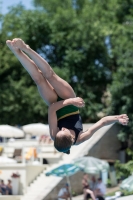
top-left (46, 163), bottom-right (80, 177)
top-left (22, 123), bottom-right (49, 136)
top-left (73, 156), bottom-right (109, 174)
top-left (120, 175), bottom-right (133, 192)
top-left (0, 125), bottom-right (24, 138)
top-left (0, 156), bottom-right (17, 164)
top-left (45, 161), bottom-right (80, 200)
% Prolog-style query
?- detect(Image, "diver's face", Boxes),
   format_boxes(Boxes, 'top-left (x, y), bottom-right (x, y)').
top-left (60, 127), bottom-right (71, 135)
top-left (56, 128), bottom-right (72, 140)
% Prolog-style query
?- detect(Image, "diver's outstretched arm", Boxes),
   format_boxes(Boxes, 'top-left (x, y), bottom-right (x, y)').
top-left (77, 114), bottom-right (129, 144)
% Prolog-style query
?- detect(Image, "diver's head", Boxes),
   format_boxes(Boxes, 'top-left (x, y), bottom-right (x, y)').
top-left (54, 128), bottom-right (74, 154)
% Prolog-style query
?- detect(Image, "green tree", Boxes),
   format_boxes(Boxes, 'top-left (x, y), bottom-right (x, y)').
top-left (105, 0), bottom-right (133, 144)
top-left (115, 149), bottom-right (133, 179)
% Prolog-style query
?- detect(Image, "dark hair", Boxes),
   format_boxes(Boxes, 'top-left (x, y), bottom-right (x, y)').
top-left (54, 132), bottom-right (73, 154)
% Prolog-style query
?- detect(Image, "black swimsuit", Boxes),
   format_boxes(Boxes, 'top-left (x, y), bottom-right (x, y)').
top-left (58, 114), bottom-right (83, 144)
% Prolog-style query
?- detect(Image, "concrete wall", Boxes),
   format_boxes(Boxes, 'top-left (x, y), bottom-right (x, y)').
top-left (88, 124), bottom-right (121, 160)
top-left (0, 164), bottom-right (46, 195)
top-left (26, 165), bottom-right (46, 186)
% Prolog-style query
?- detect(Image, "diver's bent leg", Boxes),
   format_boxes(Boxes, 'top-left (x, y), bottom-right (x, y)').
top-left (6, 40), bottom-right (57, 105)
top-left (11, 38), bottom-right (76, 100)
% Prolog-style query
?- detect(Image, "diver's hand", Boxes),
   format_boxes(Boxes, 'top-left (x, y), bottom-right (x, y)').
top-left (71, 97), bottom-right (85, 108)
top-left (117, 114), bottom-right (129, 125)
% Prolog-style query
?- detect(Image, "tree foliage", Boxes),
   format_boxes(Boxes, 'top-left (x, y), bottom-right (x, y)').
top-left (115, 149), bottom-right (133, 179)
top-left (105, 0), bottom-right (133, 143)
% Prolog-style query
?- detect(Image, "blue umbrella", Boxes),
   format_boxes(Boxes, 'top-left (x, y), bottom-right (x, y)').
top-left (46, 163), bottom-right (80, 177)
top-left (45, 161), bottom-right (80, 200)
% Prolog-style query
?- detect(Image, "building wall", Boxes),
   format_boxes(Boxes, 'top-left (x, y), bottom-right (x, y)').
top-left (88, 124), bottom-right (121, 160)
top-left (26, 165), bottom-right (46, 187)
top-left (0, 164), bottom-right (46, 195)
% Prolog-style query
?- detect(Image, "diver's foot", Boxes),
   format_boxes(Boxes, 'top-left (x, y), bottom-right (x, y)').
top-left (6, 40), bottom-right (20, 53)
top-left (12, 38), bottom-right (29, 51)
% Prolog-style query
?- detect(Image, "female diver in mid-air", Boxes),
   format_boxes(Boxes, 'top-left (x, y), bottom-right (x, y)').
top-left (6, 38), bottom-right (129, 154)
